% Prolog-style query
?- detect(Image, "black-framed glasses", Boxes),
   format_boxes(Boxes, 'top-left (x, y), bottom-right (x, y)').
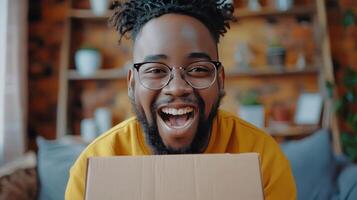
top-left (133, 61), bottom-right (221, 90)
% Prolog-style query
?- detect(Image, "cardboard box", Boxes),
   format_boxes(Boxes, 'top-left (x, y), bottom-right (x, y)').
top-left (85, 153), bottom-right (264, 200)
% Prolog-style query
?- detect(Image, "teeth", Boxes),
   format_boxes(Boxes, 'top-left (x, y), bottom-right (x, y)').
top-left (162, 107), bottom-right (193, 116)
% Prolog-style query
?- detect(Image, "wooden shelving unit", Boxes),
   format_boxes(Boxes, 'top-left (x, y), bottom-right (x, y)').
top-left (68, 68), bottom-right (127, 80)
top-left (66, 65), bottom-right (319, 81)
top-left (235, 5), bottom-right (315, 19)
top-left (69, 9), bottom-right (112, 19)
top-left (225, 66), bottom-right (319, 78)
top-left (56, 0), bottom-right (335, 140)
top-left (266, 125), bottom-right (320, 137)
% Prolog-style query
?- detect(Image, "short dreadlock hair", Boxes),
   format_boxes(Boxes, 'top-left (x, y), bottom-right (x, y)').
top-left (109, 0), bottom-right (235, 43)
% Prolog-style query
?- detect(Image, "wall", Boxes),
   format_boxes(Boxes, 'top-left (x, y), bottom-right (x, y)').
top-left (28, 0), bottom-right (67, 145)
top-left (0, 0), bottom-right (8, 164)
top-left (0, 0), bottom-right (27, 164)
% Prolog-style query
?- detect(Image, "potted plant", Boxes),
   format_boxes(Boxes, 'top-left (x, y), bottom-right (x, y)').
top-left (267, 39), bottom-right (286, 70)
top-left (326, 9), bottom-right (357, 162)
top-left (75, 46), bottom-right (102, 77)
top-left (238, 90), bottom-right (265, 128)
top-left (327, 67), bottom-right (357, 162)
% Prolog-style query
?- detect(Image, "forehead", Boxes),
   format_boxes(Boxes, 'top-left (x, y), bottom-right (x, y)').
top-left (133, 14), bottom-right (218, 62)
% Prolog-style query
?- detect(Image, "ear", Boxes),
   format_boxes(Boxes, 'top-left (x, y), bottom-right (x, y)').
top-left (127, 68), bottom-right (135, 100)
top-left (218, 66), bottom-right (225, 91)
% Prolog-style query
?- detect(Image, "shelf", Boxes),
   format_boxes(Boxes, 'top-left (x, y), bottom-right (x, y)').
top-left (68, 6), bottom-right (314, 20)
top-left (68, 68), bottom-right (127, 80)
top-left (225, 66), bottom-right (319, 78)
top-left (69, 9), bottom-right (112, 19)
top-left (265, 124), bottom-right (320, 137)
top-left (234, 5), bottom-right (315, 19)
top-left (68, 66), bottom-right (319, 81)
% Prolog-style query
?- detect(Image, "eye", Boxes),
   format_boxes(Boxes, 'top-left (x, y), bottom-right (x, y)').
top-left (186, 63), bottom-right (213, 77)
top-left (140, 63), bottom-right (169, 79)
top-left (145, 67), bottom-right (167, 74)
top-left (188, 66), bottom-right (210, 73)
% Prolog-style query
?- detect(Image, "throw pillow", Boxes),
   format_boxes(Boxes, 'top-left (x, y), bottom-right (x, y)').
top-left (337, 165), bottom-right (357, 200)
top-left (37, 136), bottom-right (86, 200)
top-left (280, 129), bottom-right (336, 200)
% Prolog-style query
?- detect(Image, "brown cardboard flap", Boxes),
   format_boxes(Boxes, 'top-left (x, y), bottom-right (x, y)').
top-left (85, 153), bottom-right (263, 200)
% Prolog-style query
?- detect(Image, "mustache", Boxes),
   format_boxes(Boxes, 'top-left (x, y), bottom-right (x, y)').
top-left (153, 96), bottom-right (199, 109)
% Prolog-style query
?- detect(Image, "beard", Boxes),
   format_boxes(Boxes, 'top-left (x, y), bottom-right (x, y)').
top-left (131, 89), bottom-right (224, 155)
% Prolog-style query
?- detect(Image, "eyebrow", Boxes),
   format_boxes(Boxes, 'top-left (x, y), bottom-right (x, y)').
top-left (187, 52), bottom-right (212, 60)
top-left (143, 54), bottom-right (167, 62)
top-left (142, 52), bottom-right (212, 62)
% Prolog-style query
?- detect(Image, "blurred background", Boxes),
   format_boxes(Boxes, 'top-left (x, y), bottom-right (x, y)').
top-left (0, 0), bottom-right (357, 199)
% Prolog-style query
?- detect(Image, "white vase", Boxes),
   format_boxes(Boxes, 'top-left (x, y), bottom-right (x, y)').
top-left (235, 41), bottom-right (253, 69)
top-left (238, 105), bottom-right (265, 128)
top-left (275, 0), bottom-right (294, 11)
top-left (75, 49), bottom-right (101, 76)
top-left (90, 0), bottom-right (110, 16)
top-left (247, 0), bottom-right (261, 11)
top-left (80, 118), bottom-right (98, 143)
top-left (94, 107), bottom-right (112, 134)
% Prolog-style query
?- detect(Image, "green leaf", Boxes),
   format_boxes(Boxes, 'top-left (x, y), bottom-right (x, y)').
top-left (343, 67), bottom-right (357, 88)
top-left (238, 90), bottom-right (261, 105)
top-left (345, 91), bottom-right (356, 103)
top-left (341, 132), bottom-right (357, 162)
top-left (325, 81), bottom-right (335, 98)
top-left (347, 113), bottom-right (357, 133)
top-left (343, 10), bottom-right (356, 27)
top-left (334, 99), bottom-right (343, 112)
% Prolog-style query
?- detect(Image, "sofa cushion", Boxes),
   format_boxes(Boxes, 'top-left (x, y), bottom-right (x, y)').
top-left (337, 165), bottom-right (357, 200)
top-left (37, 136), bottom-right (86, 200)
top-left (0, 168), bottom-right (37, 200)
top-left (280, 129), bottom-right (336, 200)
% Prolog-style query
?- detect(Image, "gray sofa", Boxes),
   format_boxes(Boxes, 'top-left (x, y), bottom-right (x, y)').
top-left (1, 130), bottom-right (356, 200)
top-left (281, 129), bottom-right (357, 200)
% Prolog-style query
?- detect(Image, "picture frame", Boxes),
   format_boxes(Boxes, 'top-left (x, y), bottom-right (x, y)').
top-left (294, 93), bottom-right (323, 125)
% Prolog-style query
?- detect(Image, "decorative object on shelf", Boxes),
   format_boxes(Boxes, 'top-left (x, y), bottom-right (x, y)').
top-left (247, 0), bottom-right (261, 11)
top-left (274, 0), bottom-right (294, 11)
top-left (234, 41), bottom-right (253, 70)
top-left (294, 93), bottom-right (323, 125)
top-left (238, 90), bottom-right (265, 128)
top-left (89, 0), bottom-right (110, 16)
top-left (265, 19), bottom-right (287, 70)
top-left (75, 46), bottom-right (102, 77)
top-left (296, 52), bottom-right (306, 70)
top-left (269, 101), bottom-right (291, 129)
top-left (94, 107), bottom-right (112, 134)
top-left (80, 118), bottom-right (98, 143)
top-left (267, 43), bottom-right (286, 70)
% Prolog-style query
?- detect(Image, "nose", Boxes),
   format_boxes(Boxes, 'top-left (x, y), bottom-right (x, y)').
top-left (162, 68), bottom-right (193, 97)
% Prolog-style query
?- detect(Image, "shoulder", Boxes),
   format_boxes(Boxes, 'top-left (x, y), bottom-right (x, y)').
top-left (66, 117), bottom-right (141, 199)
top-left (84, 116), bottom-right (139, 154)
top-left (217, 109), bottom-right (284, 158)
top-left (89, 117), bottom-right (138, 145)
top-left (217, 109), bottom-right (270, 140)
top-left (216, 111), bottom-right (296, 197)
top-left (72, 117), bottom-right (139, 167)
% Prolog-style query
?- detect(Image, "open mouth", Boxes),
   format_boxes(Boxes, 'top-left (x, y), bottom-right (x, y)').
top-left (159, 106), bottom-right (195, 129)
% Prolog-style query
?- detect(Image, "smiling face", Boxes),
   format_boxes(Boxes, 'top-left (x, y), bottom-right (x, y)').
top-left (128, 14), bottom-right (225, 154)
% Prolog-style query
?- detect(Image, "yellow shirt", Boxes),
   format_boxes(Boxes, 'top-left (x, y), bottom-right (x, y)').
top-left (65, 110), bottom-right (296, 200)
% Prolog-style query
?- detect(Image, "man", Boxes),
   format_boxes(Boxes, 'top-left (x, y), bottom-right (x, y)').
top-left (65, 0), bottom-right (296, 199)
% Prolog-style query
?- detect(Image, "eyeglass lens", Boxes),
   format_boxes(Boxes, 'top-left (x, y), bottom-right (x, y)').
top-left (137, 61), bottom-right (217, 90)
